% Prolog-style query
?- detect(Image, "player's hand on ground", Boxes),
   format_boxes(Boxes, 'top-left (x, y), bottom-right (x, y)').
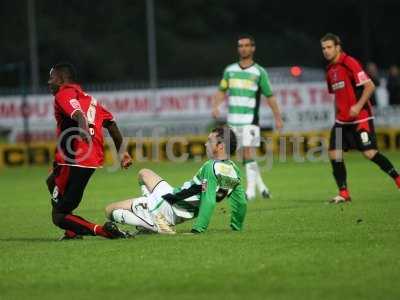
top-left (349, 104), bottom-right (361, 117)
top-left (120, 151), bottom-right (133, 169)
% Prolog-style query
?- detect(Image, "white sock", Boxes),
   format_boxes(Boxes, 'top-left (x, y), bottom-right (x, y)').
top-left (111, 209), bottom-right (155, 232)
top-left (254, 163), bottom-right (269, 193)
top-left (245, 161), bottom-right (257, 199)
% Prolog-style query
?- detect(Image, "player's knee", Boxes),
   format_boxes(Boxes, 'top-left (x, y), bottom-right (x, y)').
top-left (328, 151), bottom-right (335, 160)
top-left (329, 150), bottom-right (342, 161)
top-left (104, 204), bottom-right (114, 219)
top-left (46, 175), bottom-right (55, 194)
top-left (138, 168), bottom-right (151, 181)
top-left (52, 211), bottom-right (66, 227)
top-left (363, 149), bottom-right (378, 160)
top-left (242, 148), bottom-right (253, 160)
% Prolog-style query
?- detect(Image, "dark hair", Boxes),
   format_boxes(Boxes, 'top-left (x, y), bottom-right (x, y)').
top-left (320, 33), bottom-right (341, 46)
top-left (52, 62), bottom-right (77, 82)
top-left (237, 34), bottom-right (255, 46)
top-left (212, 126), bottom-right (237, 156)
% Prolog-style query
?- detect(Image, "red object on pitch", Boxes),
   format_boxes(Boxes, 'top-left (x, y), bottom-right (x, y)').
top-left (395, 176), bottom-right (400, 189)
top-left (290, 66), bottom-right (302, 77)
top-left (65, 230), bottom-right (78, 238)
top-left (339, 188), bottom-right (351, 201)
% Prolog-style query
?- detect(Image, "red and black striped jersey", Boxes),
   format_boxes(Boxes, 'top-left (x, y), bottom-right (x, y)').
top-left (326, 53), bottom-right (373, 124)
top-left (54, 84), bottom-right (114, 168)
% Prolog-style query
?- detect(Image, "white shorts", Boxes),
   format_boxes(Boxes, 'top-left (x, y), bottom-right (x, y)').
top-left (131, 180), bottom-right (180, 227)
top-left (231, 125), bottom-right (260, 148)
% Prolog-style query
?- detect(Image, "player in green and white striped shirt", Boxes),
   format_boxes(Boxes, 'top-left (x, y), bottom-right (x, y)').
top-left (104, 126), bottom-right (247, 234)
top-left (212, 34), bottom-right (283, 200)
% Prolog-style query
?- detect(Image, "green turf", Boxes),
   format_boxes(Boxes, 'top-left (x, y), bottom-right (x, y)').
top-left (1, 153), bottom-right (400, 300)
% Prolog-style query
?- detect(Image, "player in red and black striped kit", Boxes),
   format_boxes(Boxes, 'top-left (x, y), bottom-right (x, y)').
top-left (46, 63), bottom-right (133, 239)
top-left (321, 33), bottom-right (400, 203)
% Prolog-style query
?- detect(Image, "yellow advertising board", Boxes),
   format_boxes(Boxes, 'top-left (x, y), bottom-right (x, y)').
top-left (1, 129), bottom-right (399, 168)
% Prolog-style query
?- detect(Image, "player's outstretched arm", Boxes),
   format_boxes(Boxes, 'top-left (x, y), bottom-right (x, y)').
top-left (191, 165), bottom-right (218, 233)
top-left (266, 95), bottom-right (283, 130)
top-left (191, 190), bottom-right (217, 233)
top-left (104, 121), bottom-right (132, 169)
top-left (212, 91), bottom-right (226, 119)
top-left (228, 184), bottom-right (247, 231)
top-left (213, 68), bottom-right (229, 119)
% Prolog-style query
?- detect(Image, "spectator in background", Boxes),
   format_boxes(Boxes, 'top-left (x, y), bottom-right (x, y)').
top-left (387, 65), bottom-right (400, 106)
top-left (365, 62), bottom-right (380, 106)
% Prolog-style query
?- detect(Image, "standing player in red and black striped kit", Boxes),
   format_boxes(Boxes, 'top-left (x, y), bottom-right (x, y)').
top-left (321, 33), bottom-right (400, 203)
top-left (46, 63), bottom-right (133, 239)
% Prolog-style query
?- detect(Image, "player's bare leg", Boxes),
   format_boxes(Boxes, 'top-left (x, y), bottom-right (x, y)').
top-left (329, 149), bottom-right (343, 162)
top-left (362, 149), bottom-right (378, 160)
top-left (105, 199), bottom-right (135, 219)
top-left (329, 149), bottom-right (351, 203)
top-left (137, 169), bottom-right (176, 234)
top-left (105, 171), bottom-right (176, 235)
top-left (105, 198), bottom-right (157, 233)
top-left (138, 168), bottom-right (164, 194)
top-left (363, 149), bottom-right (400, 189)
top-left (243, 147), bottom-right (269, 200)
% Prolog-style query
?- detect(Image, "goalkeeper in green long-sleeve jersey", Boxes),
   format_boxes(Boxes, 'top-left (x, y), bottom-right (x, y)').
top-left (105, 126), bottom-right (247, 234)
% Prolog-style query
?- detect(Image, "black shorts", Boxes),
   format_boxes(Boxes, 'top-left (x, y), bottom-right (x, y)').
top-left (329, 119), bottom-right (378, 152)
top-left (47, 163), bottom-right (95, 213)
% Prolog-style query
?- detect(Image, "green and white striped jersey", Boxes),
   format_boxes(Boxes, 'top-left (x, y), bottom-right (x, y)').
top-left (162, 159), bottom-right (247, 233)
top-left (219, 62), bottom-right (273, 126)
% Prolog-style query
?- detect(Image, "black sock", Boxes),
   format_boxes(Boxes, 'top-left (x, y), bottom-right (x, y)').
top-left (52, 211), bottom-right (95, 236)
top-left (370, 152), bottom-right (399, 179)
top-left (330, 160), bottom-right (347, 190)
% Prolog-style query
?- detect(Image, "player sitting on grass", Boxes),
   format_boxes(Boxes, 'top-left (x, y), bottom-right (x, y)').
top-left (105, 126), bottom-right (247, 234)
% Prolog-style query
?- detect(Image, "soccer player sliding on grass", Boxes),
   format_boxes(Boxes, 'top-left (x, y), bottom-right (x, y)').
top-left (321, 33), bottom-right (400, 203)
top-left (105, 126), bottom-right (247, 234)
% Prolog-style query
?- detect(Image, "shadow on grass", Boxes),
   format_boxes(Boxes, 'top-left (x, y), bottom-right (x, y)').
top-left (0, 237), bottom-right (58, 242)
top-left (0, 237), bottom-right (136, 242)
top-left (246, 202), bottom-right (324, 213)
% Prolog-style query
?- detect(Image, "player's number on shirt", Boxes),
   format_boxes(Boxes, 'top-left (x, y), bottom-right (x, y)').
top-left (87, 98), bottom-right (97, 136)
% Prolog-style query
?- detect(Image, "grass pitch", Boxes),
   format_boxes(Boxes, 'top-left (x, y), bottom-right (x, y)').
top-left (0, 152), bottom-right (399, 300)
